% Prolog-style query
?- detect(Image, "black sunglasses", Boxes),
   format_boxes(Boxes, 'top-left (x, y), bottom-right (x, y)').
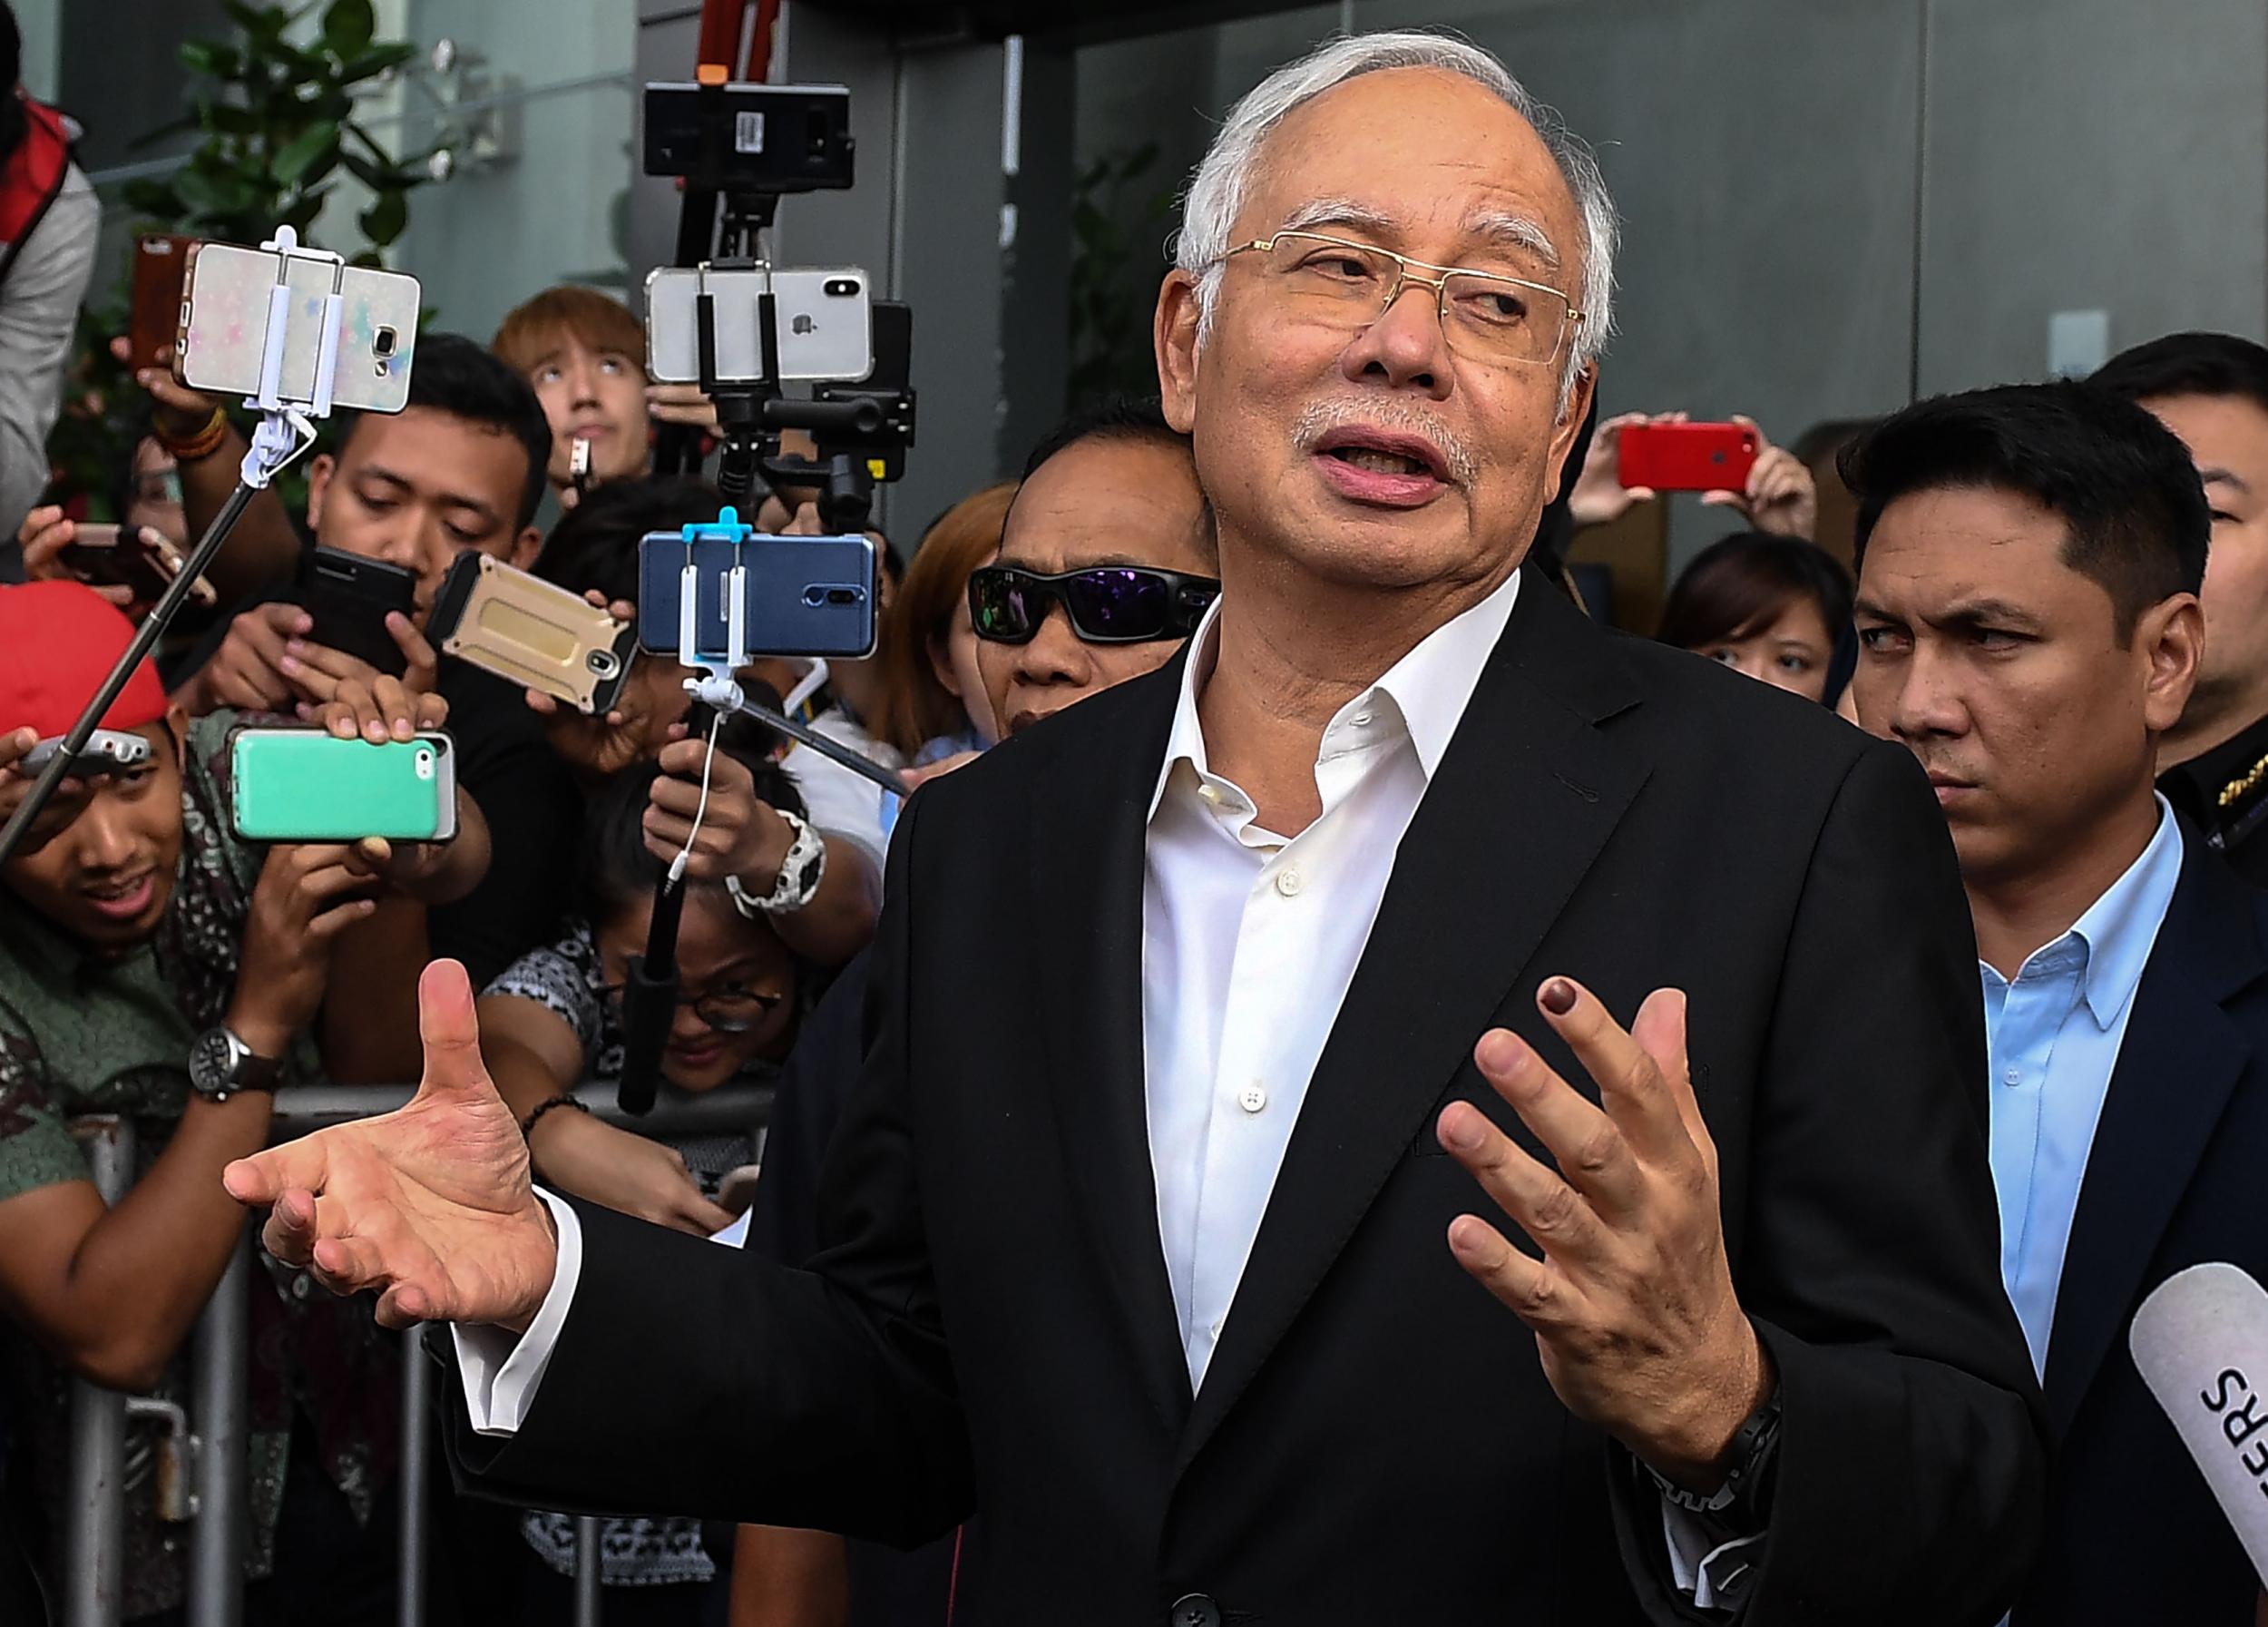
top-left (968, 564), bottom-right (1220, 646)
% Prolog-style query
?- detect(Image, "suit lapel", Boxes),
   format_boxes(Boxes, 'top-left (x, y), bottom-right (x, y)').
top-left (1029, 662), bottom-right (1196, 1431)
top-left (2042, 836), bottom-right (2264, 1435)
top-left (1175, 581), bottom-right (1650, 1471)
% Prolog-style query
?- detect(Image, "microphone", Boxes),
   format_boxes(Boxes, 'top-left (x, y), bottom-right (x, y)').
top-left (2129, 1261), bottom-right (2268, 1586)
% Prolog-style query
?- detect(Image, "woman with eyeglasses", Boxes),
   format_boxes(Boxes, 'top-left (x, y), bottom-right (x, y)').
top-left (475, 750), bottom-right (809, 1622)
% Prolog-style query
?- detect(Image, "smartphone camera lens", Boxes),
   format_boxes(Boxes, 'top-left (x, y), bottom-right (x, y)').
top-left (826, 587), bottom-right (862, 606)
top-left (374, 327), bottom-right (398, 358)
top-left (414, 747), bottom-right (435, 780)
top-left (802, 585), bottom-right (828, 607)
top-left (587, 650), bottom-right (621, 679)
top-left (823, 278), bottom-right (858, 299)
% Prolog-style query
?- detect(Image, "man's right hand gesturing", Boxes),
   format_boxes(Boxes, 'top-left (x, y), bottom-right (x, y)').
top-left (223, 959), bottom-right (560, 1332)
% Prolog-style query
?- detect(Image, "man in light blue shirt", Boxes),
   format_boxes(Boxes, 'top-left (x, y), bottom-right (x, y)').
top-left (1978, 801), bottom-right (2181, 1375)
top-left (1846, 378), bottom-right (2268, 1625)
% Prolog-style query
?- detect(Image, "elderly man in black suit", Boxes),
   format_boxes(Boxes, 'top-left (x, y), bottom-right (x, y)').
top-left (227, 30), bottom-right (2044, 1625)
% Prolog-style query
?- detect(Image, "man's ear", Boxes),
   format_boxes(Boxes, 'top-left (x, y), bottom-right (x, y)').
top-left (304, 453), bottom-right (337, 532)
top-left (162, 706), bottom-right (191, 769)
top-left (508, 525), bottom-right (543, 572)
top-left (1154, 270), bottom-right (1202, 436)
top-left (927, 633), bottom-right (963, 700)
top-left (2141, 591), bottom-right (2206, 736)
top-left (1541, 364), bottom-right (1598, 506)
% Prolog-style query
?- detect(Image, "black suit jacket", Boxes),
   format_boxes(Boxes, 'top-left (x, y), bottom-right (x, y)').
top-left (445, 578), bottom-right (2046, 1625)
top-left (2015, 826), bottom-right (2268, 1625)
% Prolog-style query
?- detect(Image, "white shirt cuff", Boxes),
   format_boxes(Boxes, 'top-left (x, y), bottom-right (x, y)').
top-left (1662, 1496), bottom-right (1765, 1612)
top-left (451, 1187), bottom-right (582, 1437)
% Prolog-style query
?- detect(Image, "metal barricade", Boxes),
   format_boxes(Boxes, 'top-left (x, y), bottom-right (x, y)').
top-left (64, 1118), bottom-right (132, 1627)
top-left (187, 1238), bottom-right (250, 1627)
top-left (59, 1081), bottom-right (775, 1627)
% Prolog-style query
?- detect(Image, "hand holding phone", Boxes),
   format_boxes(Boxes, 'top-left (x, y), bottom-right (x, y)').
top-left (296, 547), bottom-right (421, 678)
top-left (1615, 421), bottom-right (1761, 494)
top-left (49, 520), bottom-right (218, 613)
top-left (424, 552), bottom-right (635, 716)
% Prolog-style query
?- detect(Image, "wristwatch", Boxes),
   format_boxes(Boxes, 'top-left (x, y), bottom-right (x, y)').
top-left (727, 809), bottom-right (827, 918)
top-left (189, 1025), bottom-right (285, 1103)
top-left (1650, 1379), bottom-right (1783, 1524)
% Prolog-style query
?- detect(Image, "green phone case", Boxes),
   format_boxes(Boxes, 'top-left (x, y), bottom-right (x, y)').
top-left (229, 728), bottom-right (454, 843)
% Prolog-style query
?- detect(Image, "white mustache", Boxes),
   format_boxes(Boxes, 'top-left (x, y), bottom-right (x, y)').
top-left (1292, 399), bottom-right (1480, 487)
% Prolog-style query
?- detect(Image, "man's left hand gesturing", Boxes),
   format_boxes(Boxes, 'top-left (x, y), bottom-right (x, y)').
top-left (1437, 977), bottom-right (1772, 1492)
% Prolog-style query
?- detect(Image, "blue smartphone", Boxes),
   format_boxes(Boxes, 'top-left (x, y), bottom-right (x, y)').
top-left (636, 526), bottom-right (878, 662)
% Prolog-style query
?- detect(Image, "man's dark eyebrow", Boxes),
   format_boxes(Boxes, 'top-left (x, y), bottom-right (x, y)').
top-left (2202, 466), bottom-right (2251, 495)
top-left (1852, 597), bottom-right (1901, 622)
top-left (354, 460), bottom-right (503, 522)
top-left (1933, 598), bottom-right (2042, 631)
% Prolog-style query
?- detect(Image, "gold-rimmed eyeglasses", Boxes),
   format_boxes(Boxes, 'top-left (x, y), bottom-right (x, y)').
top-left (1209, 230), bottom-right (1583, 369)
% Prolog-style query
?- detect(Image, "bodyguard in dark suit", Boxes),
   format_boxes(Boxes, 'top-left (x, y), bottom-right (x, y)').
top-left (1848, 380), bottom-right (2267, 1622)
top-left (227, 31), bottom-right (2044, 1626)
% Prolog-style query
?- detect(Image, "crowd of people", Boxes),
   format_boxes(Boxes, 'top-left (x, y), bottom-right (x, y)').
top-left (3, 15), bottom-right (2268, 1627)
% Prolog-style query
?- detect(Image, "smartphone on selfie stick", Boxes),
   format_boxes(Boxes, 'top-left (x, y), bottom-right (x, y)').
top-left (0, 227), bottom-right (417, 868)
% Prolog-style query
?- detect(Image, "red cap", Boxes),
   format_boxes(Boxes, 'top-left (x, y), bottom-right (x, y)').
top-left (0, 582), bottom-right (170, 740)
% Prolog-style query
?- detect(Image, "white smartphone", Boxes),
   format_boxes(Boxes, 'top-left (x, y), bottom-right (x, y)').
top-left (175, 241), bottom-right (421, 413)
top-left (644, 264), bottom-right (873, 385)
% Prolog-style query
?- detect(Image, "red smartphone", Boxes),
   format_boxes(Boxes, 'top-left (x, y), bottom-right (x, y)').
top-left (128, 234), bottom-right (196, 372)
top-left (1616, 422), bottom-right (1760, 493)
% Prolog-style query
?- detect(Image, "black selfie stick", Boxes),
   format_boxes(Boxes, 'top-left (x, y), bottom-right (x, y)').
top-left (0, 484), bottom-right (257, 866)
top-left (0, 226), bottom-right (345, 868)
top-left (618, 696), bottom-right (715, 1117)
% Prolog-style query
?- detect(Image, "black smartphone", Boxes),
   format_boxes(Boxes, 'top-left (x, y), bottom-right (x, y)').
top-left (296, 546), bottom-right (418, 676)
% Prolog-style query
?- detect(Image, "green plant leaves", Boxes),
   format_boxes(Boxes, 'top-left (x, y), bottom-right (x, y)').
top-left (358, 187), bottom-right (407, 247)
top-left (322, 0), bottom-right (376, 59)
top-left (338, 42), bottom-right (417, 85)
top-left (270, 119), bottom-right (339, 186)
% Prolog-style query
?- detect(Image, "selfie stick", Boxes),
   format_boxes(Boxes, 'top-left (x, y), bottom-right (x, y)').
top-left (615, 506), bottom-right (913, 1116)
top-left (0, 226), bottom-right (341, 867)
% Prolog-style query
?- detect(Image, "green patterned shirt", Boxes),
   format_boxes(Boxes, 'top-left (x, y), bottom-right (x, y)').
top-left (0, 710), bottom-right (389, 1620)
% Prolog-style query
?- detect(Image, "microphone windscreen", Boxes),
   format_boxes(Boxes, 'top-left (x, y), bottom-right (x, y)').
top-left (2130, 1261), bottom-right (2268, 1586)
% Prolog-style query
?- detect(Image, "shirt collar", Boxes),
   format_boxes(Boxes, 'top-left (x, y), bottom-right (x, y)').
top-left (2057, 796), bottom-right (2185, 1030)
top-left (1148, 568), bottom-right (1524, 821)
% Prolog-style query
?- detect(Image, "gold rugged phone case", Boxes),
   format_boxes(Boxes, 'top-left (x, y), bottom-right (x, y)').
top-left (430, 553), bottom-right (635, 715)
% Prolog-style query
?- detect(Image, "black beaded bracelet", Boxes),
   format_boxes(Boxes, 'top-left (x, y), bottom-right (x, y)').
top-left (519, 1093), bottom-right (592, 1141)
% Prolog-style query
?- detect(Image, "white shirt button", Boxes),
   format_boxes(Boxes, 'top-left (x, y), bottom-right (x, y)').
top-left (1274, 867), bottom-right (1304, 897)
top-left (1350, 711), bottom-right (1374, 728)
top-left (2003, 1066), bottom-right (2022, 1085)
top-left (1237, 1083), bottom-right (1267, 1113)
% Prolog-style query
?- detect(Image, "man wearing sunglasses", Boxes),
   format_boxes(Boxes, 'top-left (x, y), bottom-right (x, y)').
top-left (231, 31), bottom-right (2040, 1627)
top-left (972, 398), bottom-right (1221, 740)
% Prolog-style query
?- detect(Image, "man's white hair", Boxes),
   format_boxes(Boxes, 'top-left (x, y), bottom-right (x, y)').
top-left (1175, 31), bottom-right (1618, 386)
